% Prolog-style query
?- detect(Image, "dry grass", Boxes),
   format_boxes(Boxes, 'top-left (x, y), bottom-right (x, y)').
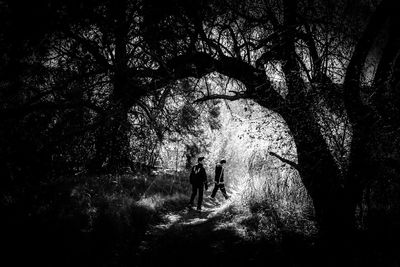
top-left (2, 170), bottom-right (193, 267)
top-left (208, 165), bottom-right (317, 244)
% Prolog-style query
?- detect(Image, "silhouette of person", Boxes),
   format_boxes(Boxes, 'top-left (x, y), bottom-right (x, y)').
top-left (211, 159), bottom-right (229, 200)
top-left (189, 156), bottom-right (208, 211)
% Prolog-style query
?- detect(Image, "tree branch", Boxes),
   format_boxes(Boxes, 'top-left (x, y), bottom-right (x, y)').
top-left (193, 92), bottom-right (249, 103)
top-left (343, 0), bottom-right (394, 124)
top-left (0, 100), bottom-right (106, 120)
top-left (269, 151), bottom-right (299, 170)
top-left (298, 24), bottom-right (321, 78)
top-left (125, 51), bottom-right (285, 111)
top-left (372, 15), bottom-right (400, 112)
top-left (66, 30), bottom-right (112, 71)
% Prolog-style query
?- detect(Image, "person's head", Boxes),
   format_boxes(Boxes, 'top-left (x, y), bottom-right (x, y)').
top-left (220, 159), bottom-right (226, 165)
top-left (198, 157), bottom-right (205, 164)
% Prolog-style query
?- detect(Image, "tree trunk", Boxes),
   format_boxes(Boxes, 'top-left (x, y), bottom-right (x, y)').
top-left (277, 0), bottom-right (358, 237)
top-left (281, 108), bottom-right (354, 234)
top-left (89, 100), bottom-right (131, 174)
top-left (88, 0), bottom-right (131, 174)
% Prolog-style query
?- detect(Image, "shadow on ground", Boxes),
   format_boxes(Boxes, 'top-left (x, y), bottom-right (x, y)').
top-left (135, 194), bottom-right (315, 267)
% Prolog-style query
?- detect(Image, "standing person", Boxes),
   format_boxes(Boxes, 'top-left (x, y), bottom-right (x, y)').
top-left (188, 156), bottom-right (208, 211)
top-left (211, 159), bottom-right (229, 200)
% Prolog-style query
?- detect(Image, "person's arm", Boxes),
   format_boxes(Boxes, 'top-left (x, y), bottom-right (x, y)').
top-left (189, 166), bottom-right (195, 184)
top-left (202, 168), bottom-right (208, 189)
top-left (215, 165), bottom-right (221, 184)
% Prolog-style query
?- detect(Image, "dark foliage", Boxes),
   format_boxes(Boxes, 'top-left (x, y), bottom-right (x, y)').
top-left (1, 0), bottom-right (400, 266)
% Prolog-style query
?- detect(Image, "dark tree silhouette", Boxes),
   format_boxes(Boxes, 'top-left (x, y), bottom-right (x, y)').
top-left (1, 1), bottom-right (400, 264)
top-left (135, 0), bottom-right (400, 242)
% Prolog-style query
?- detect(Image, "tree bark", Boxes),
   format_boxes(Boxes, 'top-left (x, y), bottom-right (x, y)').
top-left (340, 0), bottom-right (398, 233)
top-left (286, 113), bottom-right (346, 227)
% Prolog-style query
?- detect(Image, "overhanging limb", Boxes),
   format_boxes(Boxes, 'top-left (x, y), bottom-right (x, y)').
top-left (269, 151), bottom-right (299, 170)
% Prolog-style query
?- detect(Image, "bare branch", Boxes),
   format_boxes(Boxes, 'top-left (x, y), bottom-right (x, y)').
top-left (193, 92), bottom-right (249, 103)
top-left (269, 151), bottom-right (299, 170)
top-left (65, 30), bottom-right (112, 71)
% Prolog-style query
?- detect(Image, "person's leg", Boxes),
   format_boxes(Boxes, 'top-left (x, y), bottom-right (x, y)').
top-left (220, 184), bottom-right (229, 199)
top-left (189, 184), bottom-right (197, 206)
top-left (197, 186), bottom-right (204, 210)
top-left (211, 184), bottom-right (218, 198)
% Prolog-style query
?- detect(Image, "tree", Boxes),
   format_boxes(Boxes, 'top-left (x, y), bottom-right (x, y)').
top-left (49, 0), bottom-right (209, 173)
top-left (2, 0), bottom-right (399, 246)
top-left (137, 0), bottom-right (400, 243)
top-left (0, 0), bottom-right (207, 176)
